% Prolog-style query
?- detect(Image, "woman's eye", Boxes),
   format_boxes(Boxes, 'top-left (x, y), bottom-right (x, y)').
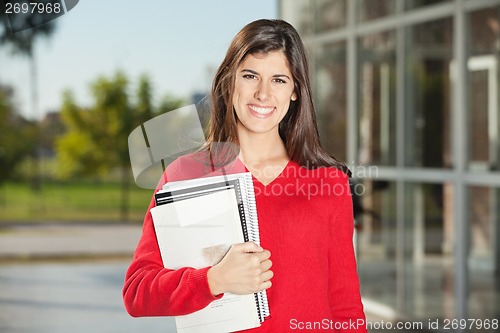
top-left (273, 78), bottom-right (287, 84)
top-left (243, 74), bottom-right (256, 80)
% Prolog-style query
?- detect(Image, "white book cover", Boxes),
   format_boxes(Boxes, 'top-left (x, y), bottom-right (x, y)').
top-left (151, 186), bottom-right (261, 333)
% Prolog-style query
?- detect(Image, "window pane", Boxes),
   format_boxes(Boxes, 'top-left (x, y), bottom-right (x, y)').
top-left (356, 180), bottom-right (398, 311)
top-left (315, 0), bottom-right (347, 33)
top-left (281, 0), bottom-right (347, 34)
top-left (405, 18), bottom-right (453, 168)
top-left (280, 0), bottom-right (315, 36)
top-left (358, 30), bottom-right (397, 166)
top-left (403, 182), bottom-right (455, 321)
top-left (405, 0), bottom-right (451, 10)
top-left (468, 186), bottom-right (500, 320)
top-left (467, 6), bottom-right (500, 172)
top-left (315, 41), bottom-right (347, 161)
top-left (357, 0), bottom-right (396, 22)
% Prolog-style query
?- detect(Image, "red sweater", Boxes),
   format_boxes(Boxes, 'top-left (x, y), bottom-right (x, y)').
top-left (123, 155), bottom-right (367, 332)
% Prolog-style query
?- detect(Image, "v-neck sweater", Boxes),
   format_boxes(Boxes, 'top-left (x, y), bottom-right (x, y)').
top-left (123, 155), bottom-right (367, 332)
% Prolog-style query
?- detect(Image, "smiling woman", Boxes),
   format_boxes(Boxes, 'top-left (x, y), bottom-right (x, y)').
top-left (123, 19), bottom-right (367, 332)
top-left (232, 51), bottom-right (298, 184)
top-left (233, 52), bottom-right (297, 135)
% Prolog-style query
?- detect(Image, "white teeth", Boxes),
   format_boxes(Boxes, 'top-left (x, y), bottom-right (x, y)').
top-left (249, 105), bottom-right (274, 115)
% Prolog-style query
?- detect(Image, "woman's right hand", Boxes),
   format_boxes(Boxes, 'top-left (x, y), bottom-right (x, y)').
top-left (207, 242), bottom-right (273, 296)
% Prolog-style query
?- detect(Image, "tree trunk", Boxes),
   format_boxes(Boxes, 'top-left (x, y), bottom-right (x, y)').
top-left (30, 51), bottom-right (42, 194)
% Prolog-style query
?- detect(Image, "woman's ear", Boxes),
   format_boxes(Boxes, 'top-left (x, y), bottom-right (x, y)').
top-left (291, 92), bottom-right (297, 101)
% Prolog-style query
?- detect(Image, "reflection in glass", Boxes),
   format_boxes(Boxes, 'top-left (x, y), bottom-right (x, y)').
top-left (357, 0), bottom-right (396, 22)
top-left (315, 0), bottom-right (347, 33)
top-left (468, 186), bottom-right (500, 320)
top-left (358, 31), bottom-right (397, 166)
top-left (405, 0), bottom-right (451, 10)
top-left (280, 0), bottom-right (346, 35)
top-left (405, 18), bottom-right (453, 168)
top-left (468, 6), bottom-right (500, 172)
top-left (404, 182), bottom-right (455, 321)
top-left (356, 180), bottom-right (398, 310)
top-left (280, 0), bottom-right (314, 36)
top-left (315, 41), bottom-right (347, 161)
top-left (280, 0), bottom-right (500, 327)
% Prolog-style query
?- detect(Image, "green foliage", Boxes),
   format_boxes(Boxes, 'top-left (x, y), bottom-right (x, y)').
top-left (56, 71), bottom-right (186, 179)
top-left (0, 86), bottom-right (36, 184)
top-left (57, 91), bottom-right (102, 178)
top-left (56, 72), bottom-right (132, 178)
top-left (54, 70), bottom-right (185, 221)
top-left (158, 93), bottom-right (185, 115)
top-left (0, 2), bottom-right (58, 188)
top-left (136, 74), bottom-right (154, 121)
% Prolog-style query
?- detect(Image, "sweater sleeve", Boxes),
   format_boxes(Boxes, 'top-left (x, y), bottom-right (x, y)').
top-left (122, 162), bottom-right (222, 317)
top-left (328, 172), bottom-right (367, 332)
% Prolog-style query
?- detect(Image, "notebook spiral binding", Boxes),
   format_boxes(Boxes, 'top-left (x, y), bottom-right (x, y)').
top-left (158, 172), bottom-right (270, 324)
top-left (240, 174), bottom-right (270, 323)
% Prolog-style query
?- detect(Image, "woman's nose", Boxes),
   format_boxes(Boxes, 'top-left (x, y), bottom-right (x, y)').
top-left (255, 81), bottom-right (270, 101)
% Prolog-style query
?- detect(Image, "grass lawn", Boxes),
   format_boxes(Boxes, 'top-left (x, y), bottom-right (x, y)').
top-left (0, 181), bottom-right (153, 223)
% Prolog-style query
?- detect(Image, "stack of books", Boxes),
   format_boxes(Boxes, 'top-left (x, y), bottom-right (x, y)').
top-left (151, 172), bottom-right (269, 333)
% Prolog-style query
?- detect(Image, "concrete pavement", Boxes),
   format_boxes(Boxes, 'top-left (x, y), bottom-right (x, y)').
top-left (0, 223), bottom-right (142, 261)
top-left (0, 222), bottom-right (420, 331)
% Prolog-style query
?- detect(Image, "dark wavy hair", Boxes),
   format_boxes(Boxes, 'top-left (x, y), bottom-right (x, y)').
top-left (204, 19), bottom-right (349, 175)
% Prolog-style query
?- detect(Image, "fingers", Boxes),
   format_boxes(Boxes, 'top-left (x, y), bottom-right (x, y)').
top-left (250, 268), bottom-right (273, 292)
top-left (256, 249), bottom-right (271, 262)
top-left (260, 258), bottom-right (272, 271)
top-left (259, 280), bottom-right (272, 291)
top-left (247, 249), bottom-right (271, 272)
top-left (261, 269), bottom-right (274, 282)
top-left (210, 242), bottom-right (273, 295)
top-left (257, 268), bottom-right (273, 292)
top-left (233, 241), bottom-right (263, 253)
top-left (253, 252), bottom-right (273, 292)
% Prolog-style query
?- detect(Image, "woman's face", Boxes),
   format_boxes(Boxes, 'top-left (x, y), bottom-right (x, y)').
top-left (232, 51), bottom-right (297, 138)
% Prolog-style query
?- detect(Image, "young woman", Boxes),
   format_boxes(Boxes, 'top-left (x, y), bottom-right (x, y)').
top-left (123, 19), bottom-right (367, 332)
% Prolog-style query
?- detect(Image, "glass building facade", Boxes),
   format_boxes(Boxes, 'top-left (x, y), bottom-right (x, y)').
top-left (280, 0), bottom-right (500, 330)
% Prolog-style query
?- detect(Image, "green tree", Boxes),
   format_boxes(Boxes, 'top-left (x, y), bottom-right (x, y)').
top-left (1, 4), bottom-right (58, 190)
top-left (0, 85), bottom-right (36, 185)
top-left (56, 71), bottom-right (185, 221)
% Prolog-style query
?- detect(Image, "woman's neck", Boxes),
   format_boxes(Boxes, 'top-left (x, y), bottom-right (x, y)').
top-left (237, 129), bottom-right (288, 165)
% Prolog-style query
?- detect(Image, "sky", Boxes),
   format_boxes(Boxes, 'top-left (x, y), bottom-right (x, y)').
top-left (0, 0), bottom-right (277, 120)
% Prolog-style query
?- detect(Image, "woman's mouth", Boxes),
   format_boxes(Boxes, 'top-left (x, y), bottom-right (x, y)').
top-left (248, 105), bottom-right (275, 118)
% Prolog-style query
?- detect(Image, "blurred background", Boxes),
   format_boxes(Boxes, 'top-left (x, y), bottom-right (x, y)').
top-left (1, 0), bottom-right (500, 332)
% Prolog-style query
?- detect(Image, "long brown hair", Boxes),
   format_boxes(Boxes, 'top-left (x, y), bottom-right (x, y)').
top-left (205, 19), bottom-right (349, 175)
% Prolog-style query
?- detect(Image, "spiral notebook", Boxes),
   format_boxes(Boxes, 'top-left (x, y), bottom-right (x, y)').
top-left (151, 172), bottom-right (269, 333)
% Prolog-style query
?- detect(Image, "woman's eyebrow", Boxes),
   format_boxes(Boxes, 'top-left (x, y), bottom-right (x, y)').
top-left (273, 73), bottom-right (291, 80)
top-left (241, 69), bottom-right (291, 80)
top-left (241, 69), bottom-right (259, 75)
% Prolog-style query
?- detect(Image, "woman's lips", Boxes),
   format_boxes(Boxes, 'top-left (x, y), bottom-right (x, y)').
top-left (248, 104), bottom-right (275, 118)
